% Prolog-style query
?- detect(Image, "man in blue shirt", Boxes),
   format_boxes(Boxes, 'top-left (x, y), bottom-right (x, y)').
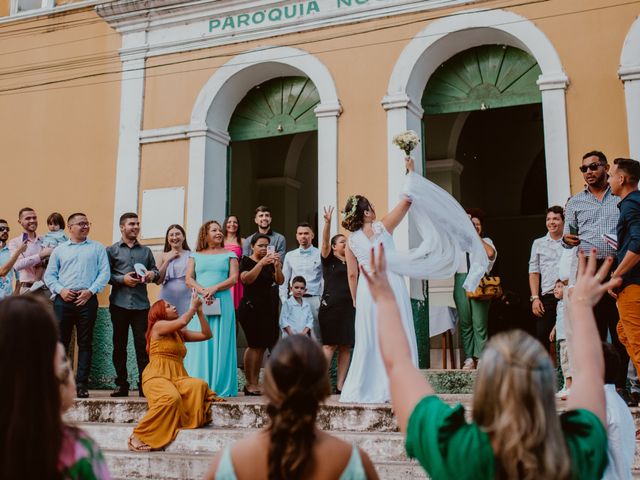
top-left (44, 212), bottom-right (110, 398)
top-left (609, 158), bottom-right (640, 395)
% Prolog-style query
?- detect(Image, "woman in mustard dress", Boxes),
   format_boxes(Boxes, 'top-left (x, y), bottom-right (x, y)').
top-left (128, 293), bottom-right (222, 451)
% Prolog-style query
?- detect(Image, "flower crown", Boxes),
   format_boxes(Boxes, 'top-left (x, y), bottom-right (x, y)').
top-left (342, 195), bottom-right (359, 221)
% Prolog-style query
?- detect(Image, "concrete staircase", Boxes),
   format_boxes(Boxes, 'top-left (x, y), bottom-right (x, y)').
top-left (64, 370), bottom-right (640, 479)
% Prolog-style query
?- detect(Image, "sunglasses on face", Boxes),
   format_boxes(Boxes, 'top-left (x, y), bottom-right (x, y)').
top-left (579, 162), bottom-right (605, 173)
top-left (0, 227), bottom-right (9, 232)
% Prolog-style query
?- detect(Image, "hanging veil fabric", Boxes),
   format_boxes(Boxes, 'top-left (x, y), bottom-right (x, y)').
top-left (386, 171), bottom-right (489, 292)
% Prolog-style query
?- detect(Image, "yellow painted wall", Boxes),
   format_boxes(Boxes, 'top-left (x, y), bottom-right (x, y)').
top-left (511, 0), bottom-right (637, 192)
top-left (0, 8), bottom-right (121, 245)
top-left (141, 0), bottom-right (640, 220)
top-left (1, 0), bottom-right (638, 250)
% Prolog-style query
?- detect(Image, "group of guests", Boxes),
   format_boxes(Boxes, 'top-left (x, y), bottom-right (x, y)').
top-left (526, 152), bottom-right (640, 410)
top-left (0, 203), bottom-right (356, 401)
top-left (0, 241), bottom-right (629, 479)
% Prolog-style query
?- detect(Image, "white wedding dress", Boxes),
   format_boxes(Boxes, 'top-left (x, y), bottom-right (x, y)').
top-left (339, 221), bottom-right (418, 403)
top-left (339, 172), bottom-right (489, 404)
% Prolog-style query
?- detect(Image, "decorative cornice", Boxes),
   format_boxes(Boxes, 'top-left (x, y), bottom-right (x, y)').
top-left (537, 73), bottom-right (570, 91)
top-left (619, 65), bottom-right (640, 82)
top-left (187, 124), bottom-right (231, 145)
top-left (140, 125), bottom-right (191, 143)
top-left (97, 0), bottom-right (482, 58)
top-left (381, 93), bottom-right (424, 118)
top-left (314, 102), bottom-right (342, 118)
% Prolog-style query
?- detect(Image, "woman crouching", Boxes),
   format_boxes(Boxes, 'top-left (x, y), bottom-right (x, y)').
top-left (128, 292), bottom-right (222, 451)
top-left (205, 334), bottom-right (379, 479)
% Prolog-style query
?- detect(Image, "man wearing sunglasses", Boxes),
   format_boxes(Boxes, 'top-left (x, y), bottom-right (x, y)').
top-left (563, 150), bottom-right (630, 402)
top-left (0, 220), bottom-right (27, 299)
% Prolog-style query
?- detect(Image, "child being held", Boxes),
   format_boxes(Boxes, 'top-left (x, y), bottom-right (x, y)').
top-left (279, 276), bottom-right (314, 338)
top-left (42, 212), bottom-right (68, 248)
top-left (549, 279), bottom-right (571, 400)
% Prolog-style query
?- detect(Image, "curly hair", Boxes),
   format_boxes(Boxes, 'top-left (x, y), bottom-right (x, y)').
top-left (341, 195), bottom-right (371, 232)
top-left (473, 330), bottom-right (571, 480)
top-left (264, 335), bottom-right (330, 480)
top-left (195, 220), bottom-right (223, 252)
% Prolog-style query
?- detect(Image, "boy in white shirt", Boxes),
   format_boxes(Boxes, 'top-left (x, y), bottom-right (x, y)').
top-left (550, 279), bottom-right (572, 400)
top-left (280, 276), bottom-right (314, 338)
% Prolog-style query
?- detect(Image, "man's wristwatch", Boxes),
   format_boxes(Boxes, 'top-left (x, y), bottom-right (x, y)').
top-left (529, 295), bottom-right (539, 302)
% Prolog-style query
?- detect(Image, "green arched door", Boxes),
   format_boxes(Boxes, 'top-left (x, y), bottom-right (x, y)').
top-left (227, 76), bottom-right (320, 246)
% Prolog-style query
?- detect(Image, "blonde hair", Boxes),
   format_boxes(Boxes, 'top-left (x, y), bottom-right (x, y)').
top-left (473, 330), bottom-right (571, 480)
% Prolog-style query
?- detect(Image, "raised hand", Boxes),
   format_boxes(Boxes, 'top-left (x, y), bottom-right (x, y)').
top-left (569, 250), bottom-right (621, 308)
top-left (323, 206), bottom-right (334, 223)
top-left (405, 156), bottom-right (415, 173)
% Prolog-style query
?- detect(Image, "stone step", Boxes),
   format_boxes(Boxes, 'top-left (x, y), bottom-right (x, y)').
top-left (82, 423), bottom-right (410, 462)
top-left (67, 392), bottom-right (640, 431)
top-left (104, 450), bottom-right (428, 480)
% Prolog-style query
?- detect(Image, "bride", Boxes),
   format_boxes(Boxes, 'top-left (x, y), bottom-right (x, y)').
top-left (339, 157), bottom-right (488, 404)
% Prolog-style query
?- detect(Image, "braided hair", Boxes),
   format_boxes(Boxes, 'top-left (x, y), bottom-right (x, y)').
top-left (264, 335), bottom-right (331, 480)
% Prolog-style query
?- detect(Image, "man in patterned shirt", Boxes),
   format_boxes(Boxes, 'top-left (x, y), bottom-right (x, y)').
top-left (563, 150), bottom-right (630, 400)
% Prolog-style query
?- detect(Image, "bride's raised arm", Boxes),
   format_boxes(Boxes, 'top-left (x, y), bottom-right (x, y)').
top-left (381, 157), bottom-right (415, 234)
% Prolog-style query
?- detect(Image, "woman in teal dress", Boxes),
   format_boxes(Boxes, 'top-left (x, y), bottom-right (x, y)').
top-left (185, 220), bottom-right (239, 397)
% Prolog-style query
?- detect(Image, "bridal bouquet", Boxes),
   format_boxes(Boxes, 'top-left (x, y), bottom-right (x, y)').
top-left (393, 130), bottom-right (420, 155)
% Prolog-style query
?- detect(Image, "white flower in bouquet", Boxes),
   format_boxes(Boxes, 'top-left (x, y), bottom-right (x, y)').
top-left (392, 130), bottom-right (420, 155)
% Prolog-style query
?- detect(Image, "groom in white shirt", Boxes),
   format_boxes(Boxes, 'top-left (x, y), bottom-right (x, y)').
top-left (280, 222), bottom-right (323, 341)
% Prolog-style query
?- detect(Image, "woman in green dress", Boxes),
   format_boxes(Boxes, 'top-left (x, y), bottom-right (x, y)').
top-left (364, 245), bottom-right (616, 480)
top-left (184, 220), bottom-right (239, 397)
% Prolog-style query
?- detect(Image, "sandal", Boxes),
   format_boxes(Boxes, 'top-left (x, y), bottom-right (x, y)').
top-left (128, 434), bottom-right (152, 452)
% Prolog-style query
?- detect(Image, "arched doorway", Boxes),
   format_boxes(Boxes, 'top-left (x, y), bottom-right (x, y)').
top-left (186, 46), bottom-right (341, 245)
top-left (423, 44), bottom-right (546, 305)
top-left (384, 9), bottom-right (570, 366)
top-left (422, 44), bottom-right (547, 361)
top-left (228, 77), bottom-right (320, 244)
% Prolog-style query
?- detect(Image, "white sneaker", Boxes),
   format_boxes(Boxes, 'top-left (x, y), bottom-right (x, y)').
top-left (462, 358), bottom-right (475, 370)
top-left (555, 388), bottom-right (570, 400)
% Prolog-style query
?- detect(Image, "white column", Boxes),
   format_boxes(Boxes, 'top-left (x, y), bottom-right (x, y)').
top-left (186, 125), bottom-right (230, 246)
top-left (620, 67), bottom-right (640, 160)
top-left (315, 103), bottom-right (342, 235)
top-left (382, 94), bottom-right (424, 298)
top-left (111, 30), bottom-right (147, 241)
top-left (537, 74), bottom-right (571, 206)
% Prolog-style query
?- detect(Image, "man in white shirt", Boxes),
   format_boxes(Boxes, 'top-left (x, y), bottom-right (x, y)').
top-left (280, 222), bottom-right (323, 341)
top-left (528, 205), bottom-right (564, 352)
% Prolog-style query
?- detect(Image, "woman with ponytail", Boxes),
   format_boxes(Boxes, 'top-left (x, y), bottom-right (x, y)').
top-left (365, 244), bottom-right (611, 480)
top-left (205, 335), bottom-right (379, 479)
top-left (128, 292), bottom-right (222, 452)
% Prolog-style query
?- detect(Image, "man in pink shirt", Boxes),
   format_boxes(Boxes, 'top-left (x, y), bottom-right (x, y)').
top-left (8, 207), bottom-right (53, 295)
